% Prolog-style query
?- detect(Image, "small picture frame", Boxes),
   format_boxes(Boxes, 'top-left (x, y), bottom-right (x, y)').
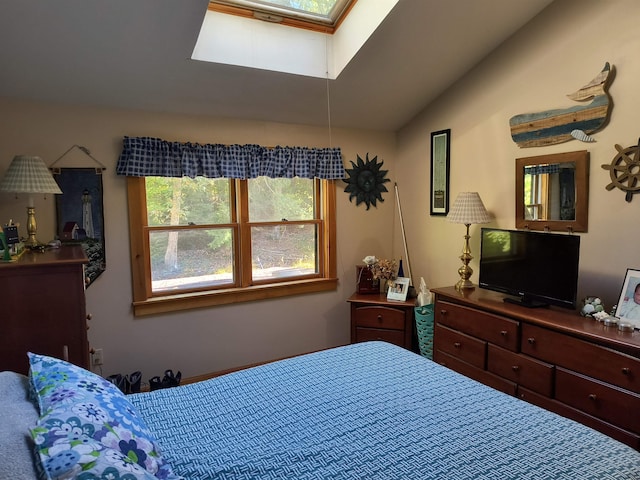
top-left (615, 268), bottom-right (640, 328)
top-left (387, 277), bottom-right (410, 302)
top-left (430, 129), bottom-right (450, 216)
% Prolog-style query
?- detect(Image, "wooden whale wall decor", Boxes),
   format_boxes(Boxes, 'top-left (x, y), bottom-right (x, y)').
top-left (509, 63), bottom-right (613, 148)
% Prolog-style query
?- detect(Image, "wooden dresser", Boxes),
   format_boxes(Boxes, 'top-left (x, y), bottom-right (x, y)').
top-left (432, 286), bottom-right (640, 450)
top-left (0, 246), bottom-right (89, 375)
top-left (348, 292), bottom-right (416, 351)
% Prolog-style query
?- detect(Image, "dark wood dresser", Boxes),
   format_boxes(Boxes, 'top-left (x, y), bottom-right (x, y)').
top-left (0, 246), bottom-right (89, 375)
top-left (432, 285), bottom-right (640, 450)
top-left (348, 292), bottom-right (416, 351)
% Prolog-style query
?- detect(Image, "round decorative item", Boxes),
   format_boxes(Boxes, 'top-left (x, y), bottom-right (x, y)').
top-left (343, 153), bottom-right (390, 210)
top-left (602, 140), bottom-right (640, 202)
top-left (580, 296), bottom-right (604, 317)
top-left (618, 322), bottom-right (634, 332)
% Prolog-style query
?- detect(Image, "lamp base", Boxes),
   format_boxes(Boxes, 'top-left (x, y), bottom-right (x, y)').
top-left (455, 278), bottom-right (475, 290)
top-left (24, 206), bottom-right (46, 251)
top-left (455, 224), bottom-right (475, 290)
top-left (24, 240), bottom-right (47, 251)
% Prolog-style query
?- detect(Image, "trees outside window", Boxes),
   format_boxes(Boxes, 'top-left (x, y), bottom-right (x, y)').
top-left (126, 176), bottom-right (337, 316)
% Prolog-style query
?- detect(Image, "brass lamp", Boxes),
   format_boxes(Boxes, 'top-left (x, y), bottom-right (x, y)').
top-left (446, 192), bottom-right (491, 290)
top-left (0, 155), bottom-right (62, 249)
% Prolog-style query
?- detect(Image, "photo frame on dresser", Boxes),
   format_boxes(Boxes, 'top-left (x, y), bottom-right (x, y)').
top-left (430, 129), bottom-right (450, 215)
top-left (387, 277), bottom-right (410, 301)
top-left (615, 268), bottom-right (640, 328)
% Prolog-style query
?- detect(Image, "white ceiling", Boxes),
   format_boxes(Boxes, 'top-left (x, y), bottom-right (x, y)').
top-left (0, 0), bottom-right (554, 132)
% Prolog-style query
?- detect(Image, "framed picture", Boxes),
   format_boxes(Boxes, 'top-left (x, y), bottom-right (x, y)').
top-left (430, 129), bottom-right (450, 215)
top-left (387, 277), bottom-right (410, 302)
top-left (615, 268), bottom-right (640, 328)
top-left (54, 168), bottom-right (106, 287)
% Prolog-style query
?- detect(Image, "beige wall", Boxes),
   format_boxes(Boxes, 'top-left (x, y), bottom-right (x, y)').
top-left (0, 99), bottom-right (396, 378)
top-left (397, 0), bottom-right (640, 311)
top-left (2, 0), bottom-right (638, 379)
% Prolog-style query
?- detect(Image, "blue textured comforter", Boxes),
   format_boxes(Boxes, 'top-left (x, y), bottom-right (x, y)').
top-left (130, 342), bottom-right (640, 479)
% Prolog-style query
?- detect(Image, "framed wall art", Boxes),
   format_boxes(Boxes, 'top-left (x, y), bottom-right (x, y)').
top-left (615, 268), bottom-right (640, 328)
top-left (430, 129), bottom-right (450, 215)
top-left (54, 168), bottom-right (106, 287)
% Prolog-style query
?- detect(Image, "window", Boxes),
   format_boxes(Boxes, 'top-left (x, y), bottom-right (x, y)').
top-left (127, 176), bottom-right (338, 316)
top-left (209, 0), bottom-right (356, 32)
top-left (524, 168), bottom-right (548, 220)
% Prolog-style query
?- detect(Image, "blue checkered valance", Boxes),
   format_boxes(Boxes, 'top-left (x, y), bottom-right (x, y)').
top-left (116, 136), bottom-right (345, 180)
top-left (524, 164), bottom-right (563, 176)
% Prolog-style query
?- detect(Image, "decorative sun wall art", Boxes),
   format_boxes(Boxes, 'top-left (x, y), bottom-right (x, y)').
top-left (343, 153), bottom-right (390, 210)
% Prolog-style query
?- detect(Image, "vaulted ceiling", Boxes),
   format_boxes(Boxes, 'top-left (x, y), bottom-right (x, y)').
top-left (0, 0), bottom-right (554, 131)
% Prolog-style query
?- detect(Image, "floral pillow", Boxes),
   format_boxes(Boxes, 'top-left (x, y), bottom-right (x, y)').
top-left (31, 429), bottom-right (157, 480)
top-left (28, 352), bottom-right (181, 480)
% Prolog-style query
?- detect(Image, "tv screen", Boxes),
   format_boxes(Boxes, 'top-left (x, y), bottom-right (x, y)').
top-left (478, 228), bottom-right (580, 309)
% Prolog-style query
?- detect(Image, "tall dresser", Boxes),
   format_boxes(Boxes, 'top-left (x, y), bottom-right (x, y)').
top-left (432, 285), bottom-right (640, 450)
top-left (0, 246), bottom-right (89, 375)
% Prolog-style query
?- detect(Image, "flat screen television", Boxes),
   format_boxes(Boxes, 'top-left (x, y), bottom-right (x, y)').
top-left (478, 228), bottom-right (580, 309)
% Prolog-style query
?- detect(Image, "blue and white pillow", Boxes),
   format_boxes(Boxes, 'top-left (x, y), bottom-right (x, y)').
top-left (31, 429), bottom-right (157, 480)
top-left (28, 352), bottom-right (181, 480)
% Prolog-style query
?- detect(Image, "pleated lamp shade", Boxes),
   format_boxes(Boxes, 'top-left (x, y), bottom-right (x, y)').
top-left (0, 155), bottom-right (62, 194)
top-left (447, 192), bottom-right (491, 225)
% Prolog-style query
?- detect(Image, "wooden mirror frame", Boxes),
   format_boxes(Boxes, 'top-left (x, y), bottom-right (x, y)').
top-left (515, 150), bottom-right (589, 232)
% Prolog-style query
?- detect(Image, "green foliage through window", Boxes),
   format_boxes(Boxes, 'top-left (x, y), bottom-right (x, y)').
top-left (144, 176), bottom-right (322, 294)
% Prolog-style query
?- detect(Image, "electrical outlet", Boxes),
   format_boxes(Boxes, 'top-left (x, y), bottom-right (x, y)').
top-left (92, 348), bottom-right (104, 366)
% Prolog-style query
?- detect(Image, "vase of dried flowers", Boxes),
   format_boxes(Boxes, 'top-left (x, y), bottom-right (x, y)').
top-left (370, 258), bottom-right (398, 293)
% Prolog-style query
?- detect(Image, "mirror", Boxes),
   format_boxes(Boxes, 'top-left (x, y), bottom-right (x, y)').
top-left (516, 150), bottom-right (589, 232)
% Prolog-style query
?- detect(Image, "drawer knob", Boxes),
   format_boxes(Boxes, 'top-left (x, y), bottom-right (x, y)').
top-left (622, 367), bottom-right (631, 375)
top-left (527, 337), bottom-right (536, 345)
top-left (377, 314), bottom-right (383, 321)
top-left (440, 309), bottom-right (448, 316)
top-left (511, 365), bottom-right (520, 372)
top-left (588, 393), bottom-right (597, 401)
top-left (500, 330), bottom-right (508, 337)
top-left (453, 342), bottom-right (462, 349)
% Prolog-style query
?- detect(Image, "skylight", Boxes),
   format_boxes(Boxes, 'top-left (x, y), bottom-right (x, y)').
top-left (210, 0), bottom-right (355, 30)
top-left (195, 0), bottom-right (398, 79)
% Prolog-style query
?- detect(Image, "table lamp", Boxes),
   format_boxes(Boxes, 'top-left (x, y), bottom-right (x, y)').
top-left (446, 192), bottom-right (491, 290)
top-left (0, 155), bottom-right (62, 249)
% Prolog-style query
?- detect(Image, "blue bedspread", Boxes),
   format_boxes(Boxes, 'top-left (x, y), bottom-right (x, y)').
top-left (130, 342), bottom-right (640, 479)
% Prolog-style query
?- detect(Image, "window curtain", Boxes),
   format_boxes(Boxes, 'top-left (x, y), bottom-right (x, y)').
top-left (116, 136), bottom-right (345, 180)
top-left (524, 164), bottom-right (562, 176)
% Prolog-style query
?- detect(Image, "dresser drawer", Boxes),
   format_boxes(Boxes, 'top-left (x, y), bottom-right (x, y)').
top-left (435, 324), bottom-right (486, 369)
top-left (355, 327), bottom-right (405, 347)
top-left (517, 386), bottom-right (640, 450)
top-left (522, 324), bottom-right (640, 394)
top-left (436, 301), bottom-right (519, 351)
top-left (436, 351), bottom-right (517, 396)
top-left (555, 367), bottom-right (640, 433)
top-left (352, 306), bottom-right (405, 330)
top-left (487, 344), bottom-right (554, 397)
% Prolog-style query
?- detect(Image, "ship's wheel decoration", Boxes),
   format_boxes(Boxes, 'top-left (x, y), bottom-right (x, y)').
top-left (343, 153), bottom-right (390, 210)
top-left (602, 139), bottom-right (640, 202)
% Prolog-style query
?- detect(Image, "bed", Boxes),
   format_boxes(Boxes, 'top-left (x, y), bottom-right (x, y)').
top-left (4, 341), bottom-right (640, 479)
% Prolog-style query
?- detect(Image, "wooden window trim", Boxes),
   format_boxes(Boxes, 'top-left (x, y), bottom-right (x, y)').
top-left (208, 1), bottom-right (357, 34)
top-left (126, 177), bottom-right (338, 316)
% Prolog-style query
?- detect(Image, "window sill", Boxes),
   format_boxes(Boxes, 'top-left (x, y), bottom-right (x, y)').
top-left (132, 277), bottom-right (339, 316)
